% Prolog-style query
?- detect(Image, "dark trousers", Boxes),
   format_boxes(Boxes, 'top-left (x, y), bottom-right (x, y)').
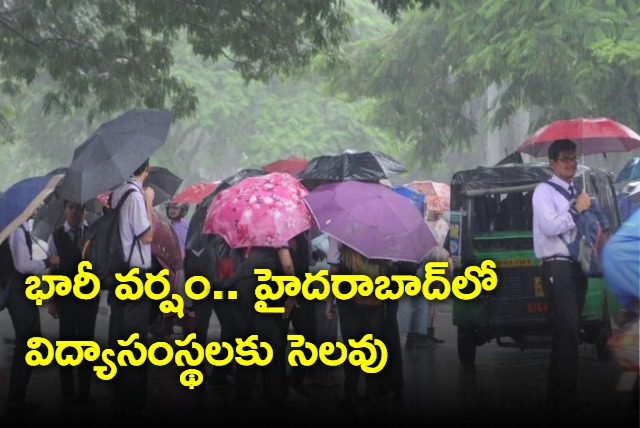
top-left (288, 295), bottom-right (317, 385)
top-left (6, 278), bottom-right (41, 403)
top-left (380, 299), bottom-right (403, 393)
top-left (540, 260), bottom-right (588, 406)
top-left (193, 295), bottom-right (236, 381)
top-left (107, 291), bottom-right (151, 411)
top-left (233, 276), bottom-right (289, 405)
top-left (337, 301), bottom-right (385, 399)
top-left (57, 296), bottom-right (100, 398)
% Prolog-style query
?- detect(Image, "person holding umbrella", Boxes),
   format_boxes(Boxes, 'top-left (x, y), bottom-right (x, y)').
top-left (5, 215), bottom-right (60, 414)
top-left (532, 139), bottom-right (593, 417)
top-left (107, 158), bottom-right (156, 419)
top-left (0, 174), bottom-right (62, 415)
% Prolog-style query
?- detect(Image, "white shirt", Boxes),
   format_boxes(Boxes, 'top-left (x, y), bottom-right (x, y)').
top-left (110, 178), bottom-right (152, 269)
top-left (9, 222), bottom-right (48, 275)
top-left (532, 175), bottom-right (576, 259)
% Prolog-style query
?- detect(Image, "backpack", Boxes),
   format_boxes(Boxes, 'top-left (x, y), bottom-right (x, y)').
top-left (339, 245), bottom-right (391, 305)
top-left (543, 181), bottom-right (610, 277)
top-left (0, 226), bottom-right (30, 311)
top-left (80, 188), bottom-right (136, 291)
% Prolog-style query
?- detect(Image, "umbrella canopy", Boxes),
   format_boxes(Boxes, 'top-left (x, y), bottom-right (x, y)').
top-left (303, 181), bottom-right (437, 263)
top-left (202, 172), bottom-right (313, 249)
top-left (614, 157), bottom-right (640, 183)
top-left (392, 186), bottom-right (425, 214)
top-left (406, 180), bottom-right (451, 212)
top-left (144, 166), bottom-right (183, 206)
top-left (297, 149), bottom-right (408, 183)
top-left (263, 156), bottom-right (309, 175)
top-left (151, 211), bottom-right (183, 274)
top-left (59, 108), bottom-right (173, 204)
top-left (172, 181), bottom-right (220, 205)
top-left (0, 174), bottom-right (64, 245)
top-left (516, 117), bottom-right (640, 157)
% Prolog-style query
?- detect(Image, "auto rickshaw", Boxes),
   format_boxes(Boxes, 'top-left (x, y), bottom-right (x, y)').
top-left (448, 162), bottom-right (623, 368)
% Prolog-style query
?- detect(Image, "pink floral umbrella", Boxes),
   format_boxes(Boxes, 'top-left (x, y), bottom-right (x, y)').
top-left (202, 172), bottom-right (313, 249)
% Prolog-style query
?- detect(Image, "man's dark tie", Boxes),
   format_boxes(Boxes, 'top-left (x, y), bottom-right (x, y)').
top-left (568, 185), bottom-right (576, 198)
top-left (70, 228), bottom-right (81, 245)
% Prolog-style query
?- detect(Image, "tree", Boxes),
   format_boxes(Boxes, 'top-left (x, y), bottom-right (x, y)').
top-left (0, 0), bottom-right (437, 142)
top-left (324, 0), bottom-right (640, 170)
top-left (0, 1), bottom-right (424, 189)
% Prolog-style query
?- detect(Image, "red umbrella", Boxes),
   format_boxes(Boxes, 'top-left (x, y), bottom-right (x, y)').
top-left (262, 156), bottom-right (309, 175)
top-left (516, 117), bottom-right (640, 157)
top-left (172, 181), bottom-right (220, 205)
top-left (151, 212), bottom-right (183, 274)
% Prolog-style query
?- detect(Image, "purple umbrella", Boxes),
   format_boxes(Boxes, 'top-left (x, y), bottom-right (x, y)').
top-left (303, 181), bottom-right (437, 263)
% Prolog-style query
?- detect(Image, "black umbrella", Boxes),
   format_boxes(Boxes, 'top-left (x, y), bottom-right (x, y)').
top-left (59, 108), bottom-right (173, 204)
top-left (185, 168), bottom-right (267, 250)
top-left (144, 166), bottom-right (183, 206)
top-left (297, 149), bottom-right (408, 183)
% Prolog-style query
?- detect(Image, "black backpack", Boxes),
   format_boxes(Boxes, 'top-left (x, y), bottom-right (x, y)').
top-left (80, 188), bottom-right (136, 291)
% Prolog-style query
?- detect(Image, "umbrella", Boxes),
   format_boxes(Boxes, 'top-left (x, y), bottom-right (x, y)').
top-left (392, 186), bottom-right (425, 214)
top-left (614, 157), bottom-right (640, 183)
top-left (406, 180), bottom-right (451, 213)
top-left (144, 166), bottom-right (183, 206)
top-left (516, 117), bottom-right (640, 157)
top-left (172, 181), bottom-right (220, 205)
top-left (297, 149), bottom-right (408, 183)
top-left (151, 211), bottom-right (183, 274)
top-left (0, 174), bottom-right (64, 245)
top-left (303, 181), bottom-right (438, 263)
top-left (185, 169), bottom-right (267, 251)
top-left (59, 108), bottom-right (173, 204)
top-left (263, 156), bottom-right (309, 175)
top-left (202, 172), bottom-right (313, 249)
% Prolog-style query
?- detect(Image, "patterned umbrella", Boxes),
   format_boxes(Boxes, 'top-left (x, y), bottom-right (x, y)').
top-left (406, 180), bottom-right (451, 212)
top-left (202, 172), bottom-right (313, 249)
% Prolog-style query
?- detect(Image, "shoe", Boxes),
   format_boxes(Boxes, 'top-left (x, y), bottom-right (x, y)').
top-left (426, 328), bottom-right (445, 344)
top-left (426, 335), bottom-right (445, 344)
top-left (405, 333), bottom-right (434, 349)
top-left (6, 400), bottom-right (41, 414)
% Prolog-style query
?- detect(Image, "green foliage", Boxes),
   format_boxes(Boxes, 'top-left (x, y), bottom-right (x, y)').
top-left (0, 0), bottom-right (417, 189)
top-left (0, 0), bottom-right (437, 134)
top-left (323, 0), bottom-right (640, 173)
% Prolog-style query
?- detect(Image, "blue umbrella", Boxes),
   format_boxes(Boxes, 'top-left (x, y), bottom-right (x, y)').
top-left (392, 186), bottom-right (425, 214)
top-left (614, 157), bottom-right (640, 183)
top-left (0, 174), bottom-right (64, 244)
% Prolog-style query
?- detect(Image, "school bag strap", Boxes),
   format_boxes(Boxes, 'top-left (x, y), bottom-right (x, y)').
top-left (114, 188), bottom-right (139, 265)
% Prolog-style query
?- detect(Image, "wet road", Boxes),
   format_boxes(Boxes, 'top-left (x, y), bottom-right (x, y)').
top-left (0, 296), bottom-right (637, 426)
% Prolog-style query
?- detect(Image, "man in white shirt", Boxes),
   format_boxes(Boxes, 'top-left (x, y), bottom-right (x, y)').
top-left (532, 139), bottom-right (592, 417)
top-left (107, 158), bottom-right (155, 419)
